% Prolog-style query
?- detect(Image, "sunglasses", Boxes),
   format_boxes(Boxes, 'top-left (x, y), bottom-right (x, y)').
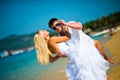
top-left (52, 23), bottom-right (61, 30)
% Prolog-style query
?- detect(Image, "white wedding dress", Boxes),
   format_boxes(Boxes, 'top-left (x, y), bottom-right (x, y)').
top-left (58, 22), bottom-right (109, 80)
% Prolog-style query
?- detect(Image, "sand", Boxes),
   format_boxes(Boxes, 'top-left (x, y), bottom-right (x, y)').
top-left (105, 30), bottom-right (120, 80)
top-left (35, 58), bottom-right (68, 80)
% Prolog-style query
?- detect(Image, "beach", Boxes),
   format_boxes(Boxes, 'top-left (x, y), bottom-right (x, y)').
top-left (0, 32), bottom-right (119, 80)
top-left (35, 58), bottom-right (68, 80)
top-left (105, 30), bottom-right (120, 80)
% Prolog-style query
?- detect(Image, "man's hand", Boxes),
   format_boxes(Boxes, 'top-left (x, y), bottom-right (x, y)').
top-left (59, 20), bottom-right (68, 26)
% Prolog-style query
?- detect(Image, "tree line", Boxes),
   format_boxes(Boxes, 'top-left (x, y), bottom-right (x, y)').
top-left (83, 11), bottom-right (120, 31)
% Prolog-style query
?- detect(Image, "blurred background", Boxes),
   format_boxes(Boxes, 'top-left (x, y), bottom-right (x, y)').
top-left (0, 0), bottom-right (120, 80)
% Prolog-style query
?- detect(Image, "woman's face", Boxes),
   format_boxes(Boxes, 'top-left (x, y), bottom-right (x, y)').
top-left (37, 30), bottom-right (50, 40)
top-left (42, 30), bottom-right (50, 40)
top-left (42, 30), bottom-right (49, 37)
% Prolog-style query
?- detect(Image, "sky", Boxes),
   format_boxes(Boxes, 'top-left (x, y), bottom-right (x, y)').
top-left (0, 0), bottom-right (120, 39)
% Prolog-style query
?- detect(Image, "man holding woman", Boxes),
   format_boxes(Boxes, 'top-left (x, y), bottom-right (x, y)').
top-left (34, 18), bottom-right (113, 80)
top-left (48, 18), bottom-right (113, 80)
top-left (48, 18), bottom-right (114, 64)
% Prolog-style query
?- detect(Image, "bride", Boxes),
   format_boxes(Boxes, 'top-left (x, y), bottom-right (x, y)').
top-left (34, 28), bottom-right (109, 80)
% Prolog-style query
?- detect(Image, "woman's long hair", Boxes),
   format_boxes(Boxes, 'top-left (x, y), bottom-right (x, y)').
top-left (34, 30), bottom-right (52, 64)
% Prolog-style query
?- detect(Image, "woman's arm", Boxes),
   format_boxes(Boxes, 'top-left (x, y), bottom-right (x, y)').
top-left (48, 36), bottom-right (69, 57)
top-left (49, 54), bottom-right (66, 63)
top-left (49, 36), bottom-right (70, 43)
top-left (48, 36), bottom-right (69, 51)
top-left (49, 55), bottom-right (59, 63)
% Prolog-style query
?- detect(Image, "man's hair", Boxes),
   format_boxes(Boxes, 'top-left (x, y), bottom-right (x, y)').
top-left (48, 18), bottom-right (58, 28)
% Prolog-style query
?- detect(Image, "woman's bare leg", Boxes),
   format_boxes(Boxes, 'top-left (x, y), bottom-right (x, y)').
top-left (94, 40), bottom-right (114, 64)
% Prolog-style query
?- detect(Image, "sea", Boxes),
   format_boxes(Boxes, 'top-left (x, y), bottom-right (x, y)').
top-left (0, 33), bottom-right (112, 80)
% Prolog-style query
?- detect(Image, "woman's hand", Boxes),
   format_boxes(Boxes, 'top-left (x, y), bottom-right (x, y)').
top-left (55, 50), bottom-right (63, 57)
top-left (61, 55), bottom-right (67, 58)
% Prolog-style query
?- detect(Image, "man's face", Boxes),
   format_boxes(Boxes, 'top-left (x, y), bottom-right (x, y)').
top-left (51, 20), bottom-right (62, 32)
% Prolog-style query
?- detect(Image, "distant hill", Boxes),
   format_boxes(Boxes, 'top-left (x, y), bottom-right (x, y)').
top-left (0, 29), bottom-right (55, 52)
top-left (0, 33), bottom-right (35, 52)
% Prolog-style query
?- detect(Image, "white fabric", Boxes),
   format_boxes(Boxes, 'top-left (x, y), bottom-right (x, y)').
top-left (58, 42), bottom-right (69, 56)
top-left (58, 21), bottom-right (109, 80)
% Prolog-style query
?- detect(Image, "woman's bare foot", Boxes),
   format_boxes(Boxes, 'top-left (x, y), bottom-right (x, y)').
top-left (105, 57), bottom-right (114, 64)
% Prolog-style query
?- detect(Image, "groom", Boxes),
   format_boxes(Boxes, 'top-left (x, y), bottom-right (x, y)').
top-left (48, 18), bottom-right (114, 64)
